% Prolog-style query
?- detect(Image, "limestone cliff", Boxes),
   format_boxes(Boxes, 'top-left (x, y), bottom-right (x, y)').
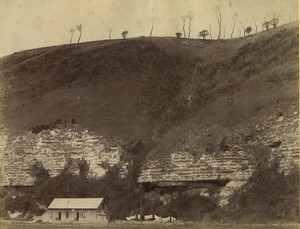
top-left (0, 123), bottom-right (121, 186)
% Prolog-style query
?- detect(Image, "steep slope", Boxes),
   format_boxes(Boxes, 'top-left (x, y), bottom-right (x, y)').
top-left (0, 39), bottom-right (200, 139)
top-left (0, 22), bottom-right (298, 186)
top-left (140, 22), bottom-right (299, 183)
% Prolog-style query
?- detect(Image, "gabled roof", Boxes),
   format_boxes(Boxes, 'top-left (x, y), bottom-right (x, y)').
top-left (48, 198), bottom-right (104, 210)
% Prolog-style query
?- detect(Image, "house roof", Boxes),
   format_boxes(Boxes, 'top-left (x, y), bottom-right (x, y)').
top-left (48, 198), bottom-right (104, 210)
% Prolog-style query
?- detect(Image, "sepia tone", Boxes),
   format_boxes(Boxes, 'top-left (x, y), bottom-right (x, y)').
top-left (0, 0), bottom-right (299, 228)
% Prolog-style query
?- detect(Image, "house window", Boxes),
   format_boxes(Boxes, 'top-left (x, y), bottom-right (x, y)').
top-left (66, 212), bottom-right (69, 219)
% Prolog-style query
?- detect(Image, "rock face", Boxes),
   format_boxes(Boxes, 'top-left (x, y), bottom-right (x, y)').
top-left (0, 108), bottom-right (298, 187)
top-left (138, 112), bottom-right (299, 184)
top-left (0, 123), bottom-right (122, 186)
top-left (138, 111), bottom-right (299, 206)
top-left (138, 150), bottom-right (252, 183)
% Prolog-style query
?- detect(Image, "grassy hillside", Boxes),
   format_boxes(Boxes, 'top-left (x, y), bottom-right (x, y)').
top-left (0, 21), bottom-right (298, 223)
top-left (0, 21), bottom-right (298, 151)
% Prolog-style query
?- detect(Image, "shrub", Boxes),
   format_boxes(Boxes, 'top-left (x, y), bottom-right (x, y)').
top-left (245, 26), bottom-right (252, 36)
top-left (175, 32), bottom-right (182, 38)
top-left (121, 30), bottom-right (128, 39)
top-left (199, 30), bottom-right (209, 39)
top-left (4, 194), bottom-right (44, 216)
top-left (226, 153), bottom-right (299, 223)
top-left (163, 195), bottom-right (218, 221)
top-left (30, 161), bottom-right (50, 185)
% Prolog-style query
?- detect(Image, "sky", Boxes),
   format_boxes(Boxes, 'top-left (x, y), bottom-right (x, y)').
top-left (0, 0), bottom-right (298, 57)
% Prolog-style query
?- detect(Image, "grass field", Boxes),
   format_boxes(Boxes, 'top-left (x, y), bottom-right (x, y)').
top-left (1, 222), bottom-right (299, 229)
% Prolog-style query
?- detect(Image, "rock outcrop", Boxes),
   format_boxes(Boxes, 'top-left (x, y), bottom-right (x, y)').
top-left (0, 123), bottom-right (122, 186)
top-left (138, 111), bottom-right (299, 184)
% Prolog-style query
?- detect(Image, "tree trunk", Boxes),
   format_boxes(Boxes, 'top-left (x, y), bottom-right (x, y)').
top-left (255, 20), bottom-right (258, 33)
top-left (239, 21), bottom-right (245, 37)
top-left (218, 27), bottom-right (221, 40)
top-left (183, 23), bottom-right (186, 38)
top-left (77, 32), bottom-right (82, 43)
top-left (70, 34), bottom-right (73, 44)
top-left (188, 19), bottom-right (192, 38)
top-left (231, 18), bottom-right (236, 39)
top-left (216, 8), bottom-right (222, 40)
top-left (139, 184), bottom-right (144, 221)
top-left (150, 23), bottom-right (154, 37)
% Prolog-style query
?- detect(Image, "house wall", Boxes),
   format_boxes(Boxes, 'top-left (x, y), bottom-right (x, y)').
top-left (43, 209), bottom-right (108, 224)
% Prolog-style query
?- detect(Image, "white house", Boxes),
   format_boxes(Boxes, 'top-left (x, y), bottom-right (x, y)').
top-left (42, 198), bottom-right (108, 224)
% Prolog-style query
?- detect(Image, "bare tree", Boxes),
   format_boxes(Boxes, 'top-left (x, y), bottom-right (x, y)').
top-left (209, 24), bottom-right (212, 40)
top-left (223, 27), bottom-right (226, 39)
top-left (108, 29), bottom-right (112, 39)
top-left (187, 15), bottom-right (193, 38)
top-left (254, 18), bottom-right (258, 34)
top-left (238, 27), bottom-right (241, 38)
top-left (216, 7), bottom-right (222, 39)
top-left (245, 26), bottom-right (252, 36)
top-left (181, 16), bottom-right (188, 38)
top-left (199, 30), bottom-right (209, 39)
top-left (68, 28), bottom-right (75, 44)
top-left (149, 18), bottom-right (155, 37)
top-left (270, 18), bottom-right (279, 28)
top-left (76, 24), bottom-right (82, 43)
top-left (175, 32), bottom-right (182, 38)
top-left (239, 21), bottom-right (246, 37)
top-left (122, 30), bottom-right (128, 39)
top-left (231, 13), bottom-right (238, 39)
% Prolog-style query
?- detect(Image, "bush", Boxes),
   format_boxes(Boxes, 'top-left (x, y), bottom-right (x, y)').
top-left (175, 32), bottom-right (182, 38)
top-left (30, 161), bottom-right (50, 185)
top-left (226, 157), bottom-right (299, 223)
top-left (168, 195), bottom-right (217, 221)
top-left (4, 194), bottom-right (44, 216)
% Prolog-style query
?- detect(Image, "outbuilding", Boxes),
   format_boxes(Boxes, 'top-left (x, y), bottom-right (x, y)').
top-left (42, 198), bottom-right (108, 224)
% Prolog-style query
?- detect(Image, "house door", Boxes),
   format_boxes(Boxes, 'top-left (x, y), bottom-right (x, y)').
top-left (76, 212), bottom-right (80, 221)
top-left (58, 212), bottom-right (61, 221)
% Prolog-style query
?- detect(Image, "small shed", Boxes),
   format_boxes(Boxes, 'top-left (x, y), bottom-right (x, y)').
top-left (42, 198), bottom-right (108, 224)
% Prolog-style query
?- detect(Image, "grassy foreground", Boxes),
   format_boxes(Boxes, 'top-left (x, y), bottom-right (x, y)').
top-left (0, 222), bottom-right (299, 229)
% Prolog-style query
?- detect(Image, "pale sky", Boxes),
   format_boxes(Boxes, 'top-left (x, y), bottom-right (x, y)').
top-left (0, 0), bottom-right (298, 57)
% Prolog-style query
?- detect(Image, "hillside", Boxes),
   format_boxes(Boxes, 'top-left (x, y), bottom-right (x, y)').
top-left (0, 22), bottom-right (298, 186)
